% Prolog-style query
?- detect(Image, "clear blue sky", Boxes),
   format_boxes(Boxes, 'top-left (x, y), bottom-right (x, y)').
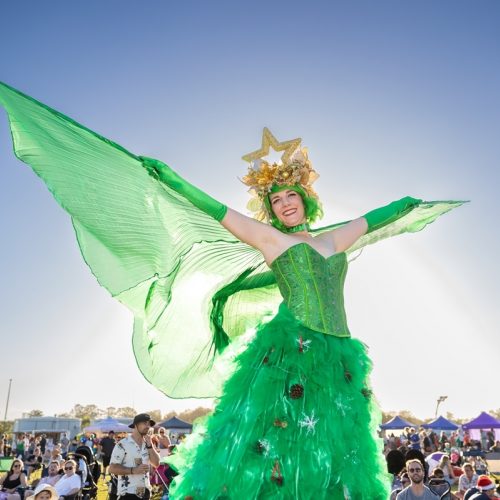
top-left (1, 0), bottom-right (499, 421)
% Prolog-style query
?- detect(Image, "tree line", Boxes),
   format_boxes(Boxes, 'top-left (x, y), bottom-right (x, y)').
top-left (2, 406), bottom-right (498, 435)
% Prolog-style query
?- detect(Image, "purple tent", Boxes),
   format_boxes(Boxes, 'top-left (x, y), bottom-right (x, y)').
top-left (380, 416), bottom-right (415, 430)
top-left (422, 415), bottom-right (459, 431)
top-left (462, 412), bottom-right (500, 430)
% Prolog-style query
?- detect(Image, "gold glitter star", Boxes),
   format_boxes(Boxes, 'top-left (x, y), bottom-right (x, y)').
top-left (242, 127), bottom-right (302, 164)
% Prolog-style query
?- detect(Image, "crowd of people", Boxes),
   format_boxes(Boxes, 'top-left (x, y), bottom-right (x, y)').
top-left (0, 417), bottom-right (184, 500)
top-left (384, 427), bottom-right (500, 456)
top-left (3, 418), bottom-right (499, 499)
top-left (385, 427), bottom-right (500, 499)
top-left (0, 457), bottom-right (82, 500)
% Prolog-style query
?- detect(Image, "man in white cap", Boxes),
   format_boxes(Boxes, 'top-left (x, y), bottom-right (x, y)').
top-left (109, 413), bottom-right (160, 500)
top-left (468, 475), bottom-right (498, 499)
top-left (31, 483), bottom-right (58, 500)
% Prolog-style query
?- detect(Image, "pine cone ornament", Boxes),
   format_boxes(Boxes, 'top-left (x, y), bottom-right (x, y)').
top-left (289, 383), bottom-right (304, 399)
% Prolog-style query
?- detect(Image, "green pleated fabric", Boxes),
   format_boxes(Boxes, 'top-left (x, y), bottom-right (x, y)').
top-left (0, 81), bottom-right (467, 400)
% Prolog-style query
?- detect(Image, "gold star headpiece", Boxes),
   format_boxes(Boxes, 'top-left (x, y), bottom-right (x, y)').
top-left (241, 128), bottom-right (320, 221)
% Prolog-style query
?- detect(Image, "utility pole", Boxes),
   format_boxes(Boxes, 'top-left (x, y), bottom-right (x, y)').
top-left (4, 378), bottom-right (12, 421)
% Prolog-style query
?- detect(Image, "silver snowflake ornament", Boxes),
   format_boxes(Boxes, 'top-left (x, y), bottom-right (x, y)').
top-left (257, 439), bottom-right (270, 456)
top-left (298, 411), bottom-right (319, 435)
top-left (334, 394), bottom-right (353, 416)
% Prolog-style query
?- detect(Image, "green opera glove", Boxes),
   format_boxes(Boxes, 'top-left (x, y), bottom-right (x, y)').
top-left (140, 156), bottom-right (227, 222)
top-left (363, 196), bottom-right (422, 233)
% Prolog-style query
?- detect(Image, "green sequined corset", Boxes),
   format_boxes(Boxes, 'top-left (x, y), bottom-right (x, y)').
top-left (270, 242), bottom-right (351, 337)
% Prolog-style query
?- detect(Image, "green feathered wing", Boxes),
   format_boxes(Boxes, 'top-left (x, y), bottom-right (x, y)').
top-left (0, 81), bottom-right (466, 398)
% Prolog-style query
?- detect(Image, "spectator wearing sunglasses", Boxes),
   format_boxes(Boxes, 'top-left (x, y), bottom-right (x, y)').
top-left (155, 428), bottom-right (171, 459)
top-left (0, 459), bottom-right (29, 500)
top-left (390, 472), bottom-right (411, 500)
top-left (37, 461), bottom-right (63, 488)
top-left (54, 460), bottom-right (81, 499)
top-left (396, 459), bottom-right (439, 499)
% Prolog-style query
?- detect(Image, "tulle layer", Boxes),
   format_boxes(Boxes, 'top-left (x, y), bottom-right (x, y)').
top-left (169, 304), bottom-right (391, 499)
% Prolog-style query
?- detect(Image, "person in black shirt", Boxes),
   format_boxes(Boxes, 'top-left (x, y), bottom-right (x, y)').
top-left (0, 459), bottom-right (29, 500)
top-left (39, 435), bottom-right (47, 455)
top-left (25, 447), bottom-right (43, 479)
top-left (98, 431), bottom-right (116, 477)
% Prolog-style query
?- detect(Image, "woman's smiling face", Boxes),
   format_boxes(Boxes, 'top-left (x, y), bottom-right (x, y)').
top-left (269, 189), bottom-right (306, 227)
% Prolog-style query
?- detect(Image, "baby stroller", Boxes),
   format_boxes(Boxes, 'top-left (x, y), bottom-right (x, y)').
top-left (67, 446), bottom-right (101, 500)
top-left (428, 478), bottom-right (452, 499)
top-left (150, 462), bottom-right (178, 500)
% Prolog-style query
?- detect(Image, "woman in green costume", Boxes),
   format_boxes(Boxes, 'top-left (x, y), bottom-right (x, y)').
top-left (0, 83), bottom-right (465, 500)
top-left (143, 129), bottom-right (416, 499)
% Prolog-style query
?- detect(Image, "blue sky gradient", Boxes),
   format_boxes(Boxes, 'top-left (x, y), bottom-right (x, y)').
top-left (1, 0), bottom-right (499, 420)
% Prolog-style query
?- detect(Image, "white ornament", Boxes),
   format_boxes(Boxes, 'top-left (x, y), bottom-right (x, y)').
top-left (257, 439), bottom-right (270, 456)
top-left (334, 394), bottom-right (352, 416)
top-left (298, 411), bottom-right (319, 435)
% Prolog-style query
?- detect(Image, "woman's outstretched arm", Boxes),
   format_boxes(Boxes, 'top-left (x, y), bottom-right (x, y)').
top-left (331, 217), bottom-right (368, 253)
top-left (221, 208), bottom-right (280, 251)
top-left (140, 156), bottom-right (279, 251)
top-left (330, 196), bottom-right (422, 253)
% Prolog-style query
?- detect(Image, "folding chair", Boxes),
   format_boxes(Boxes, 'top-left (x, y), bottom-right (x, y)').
top-left (0, 457), bottom-right (13, 473)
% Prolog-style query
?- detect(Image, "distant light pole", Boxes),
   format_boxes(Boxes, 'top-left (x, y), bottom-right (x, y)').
top-left (4, 378), bottom-right (13, 421)
top-left (435, 395), bottom-right (448, 418)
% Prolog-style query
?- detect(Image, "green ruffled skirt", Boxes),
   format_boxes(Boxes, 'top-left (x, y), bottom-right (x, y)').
top-left (169, 304), bottom-right (390, 499)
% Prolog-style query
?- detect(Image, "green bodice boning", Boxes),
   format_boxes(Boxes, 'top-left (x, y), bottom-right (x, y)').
top-left (270, 242), bottom-right (351, 338)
